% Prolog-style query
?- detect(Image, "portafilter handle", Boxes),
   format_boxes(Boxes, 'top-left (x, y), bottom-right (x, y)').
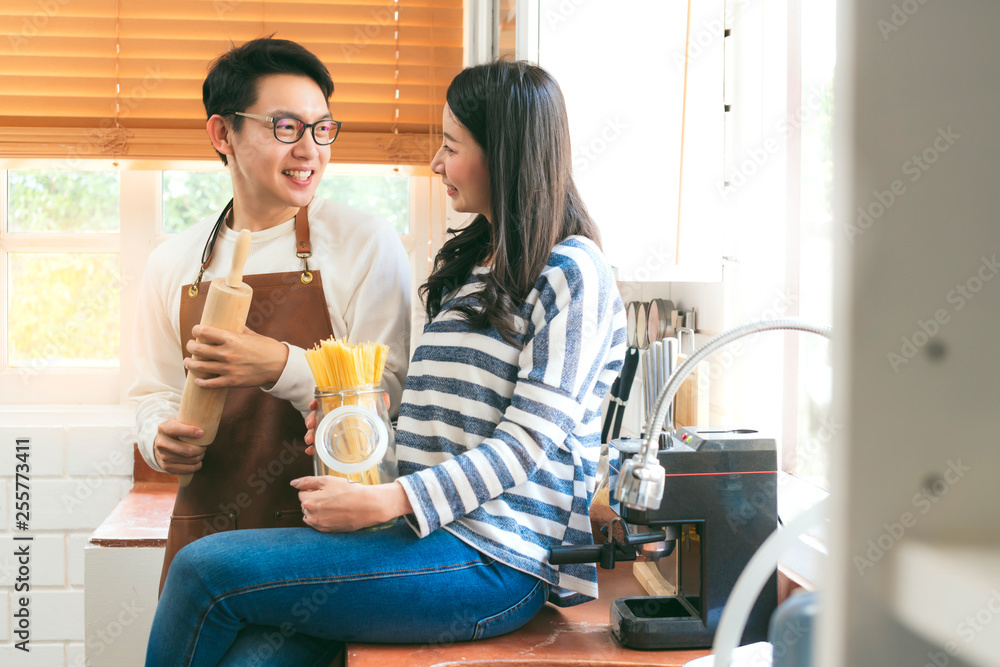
top-left (548, 518), bottom-right (672, 569)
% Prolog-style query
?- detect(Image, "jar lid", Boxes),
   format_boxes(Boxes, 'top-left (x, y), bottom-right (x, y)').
top-left (314, 405), bottom-right (389, 475)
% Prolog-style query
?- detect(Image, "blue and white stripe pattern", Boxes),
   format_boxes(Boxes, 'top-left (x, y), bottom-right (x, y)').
top-left (396, 236), bottom-right (627, 605)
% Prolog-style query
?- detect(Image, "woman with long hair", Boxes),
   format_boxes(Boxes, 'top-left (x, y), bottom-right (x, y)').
top-left (146, 59), bottom-right (626, 667)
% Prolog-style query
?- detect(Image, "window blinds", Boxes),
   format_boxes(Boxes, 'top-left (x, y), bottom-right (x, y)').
top-left (0, 0), bottom-right (462, 164)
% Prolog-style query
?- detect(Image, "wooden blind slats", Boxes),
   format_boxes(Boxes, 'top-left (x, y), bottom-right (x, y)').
top-left (0, 0), bottom-right (462, 164)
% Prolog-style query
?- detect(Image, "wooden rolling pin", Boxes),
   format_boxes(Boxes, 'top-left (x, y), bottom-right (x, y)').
top-left (176, 229), bottom-right (253, 487)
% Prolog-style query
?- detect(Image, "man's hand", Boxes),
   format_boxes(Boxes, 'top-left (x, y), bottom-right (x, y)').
top-left (303, 398), bottom-right (319, 450)
top-left (153, 419), bottom-right (207, 474)
top-left (184, 325), bottom-right (289, 389)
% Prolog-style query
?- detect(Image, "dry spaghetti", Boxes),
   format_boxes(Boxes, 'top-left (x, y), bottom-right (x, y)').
top-left (305, 338), bottom-right (389, 485)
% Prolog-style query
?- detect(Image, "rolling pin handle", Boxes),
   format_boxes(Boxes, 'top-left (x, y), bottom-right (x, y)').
top-left (227, 229), bottom-right (252, 288)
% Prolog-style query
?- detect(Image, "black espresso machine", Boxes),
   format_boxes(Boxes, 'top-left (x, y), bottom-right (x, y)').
top-left (550, 426), bottom-right (779, 650)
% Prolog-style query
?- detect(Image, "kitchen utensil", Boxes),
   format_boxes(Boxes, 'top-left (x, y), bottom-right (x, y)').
top-left (646, 298), bottom-right (672, 345)
top-left (626, 302), bottom-right (638, 348)
top-left (647, 340), bottom-right (663, 436)
top-left (670, 309), bottom-right (684, 336)
top-left (176, 229), bottom-right (253, 488)
top-left (609, 348), bottom-right (640, 440)
top-left (660, 337), bottom-right (678, 432)
top-left (642, 347), bottom-right (654, 430)
top-left (601, 368), bottom-right (624, 443)
top-left (636, 301), bottom-right (649, 349)
top-left (684, 307), bottom-right (697, 332)
top-left (673, 327), bottom-right (709, 429)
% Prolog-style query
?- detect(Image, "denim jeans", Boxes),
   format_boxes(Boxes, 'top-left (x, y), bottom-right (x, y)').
top-left (146, 520), bottom-right (549, 667)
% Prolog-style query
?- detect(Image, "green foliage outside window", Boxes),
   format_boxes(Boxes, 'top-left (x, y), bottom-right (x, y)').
top-left (4, 167), bottom-right (410, 369)
top-left (162, 171), bottom-right (233, 234)
top-left (162, 171), bottom-right (409, 234)
top-left (8, 170), bottom-right (119, 233)
top-left (8, 253), bottom-right (120, 367)
top-left (5, 171), bottom-right (121, 367)
top-left (316, 174), bottom-right (409, 235)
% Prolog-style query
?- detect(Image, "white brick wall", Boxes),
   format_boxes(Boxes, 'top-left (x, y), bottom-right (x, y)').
top-left (0, 409), bottom-right (134, 666)
top-left (0, 534), bottom-right (64, 587)
top-left (0, 426), bottom-right (65, 477)
top-left (0, 643), bottom-right (64, 666)
top-left (85, 546), bottom-right (162, 667)
top-left (65, 427), bottom-right (133, 478)
top-left (67, 534), bottom-right (89, 587)
top-left (0, 593), bottom-right (8, 642)
top-left (29, 478), bottom-right (126, 531)
top-left (0, 480), bottom-right (7, 532)
top-left (34, 590), bottom-right (85, 641)
top-left (66, 642), bottom-right (86, 667)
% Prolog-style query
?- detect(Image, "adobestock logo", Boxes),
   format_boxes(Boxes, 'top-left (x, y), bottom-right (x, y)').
top-left (888, 254), bottom-right (999, 373)
top-left (923, 589), bottom-right (1000, 667)
top-left (7, 0), bottom-right (70, 54)
top-left (877, 0), bottom-right (931, 41)
top-left (718, 85), bottom-right (829, 202)
top-left (572, 117), bottom-right (628, 176)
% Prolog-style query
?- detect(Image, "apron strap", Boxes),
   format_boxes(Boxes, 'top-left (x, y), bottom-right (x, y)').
top-left (295, 205), bottom-right (314, 284)
top-left (187, 199), bottom-right (313, 296)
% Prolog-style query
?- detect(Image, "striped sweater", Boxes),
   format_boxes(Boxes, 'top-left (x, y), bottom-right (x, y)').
top-left (396, 236), bottom-right (627, 606)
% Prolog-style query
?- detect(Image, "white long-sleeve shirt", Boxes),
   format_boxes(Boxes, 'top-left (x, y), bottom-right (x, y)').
top-left (129, 197), bottom-right (411, 472)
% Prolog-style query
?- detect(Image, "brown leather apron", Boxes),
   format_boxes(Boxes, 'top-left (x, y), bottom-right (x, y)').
top-left (159, 202), bottom-right (333, 594)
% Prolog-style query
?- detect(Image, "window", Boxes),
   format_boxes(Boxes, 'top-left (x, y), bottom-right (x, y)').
top-left (6, 170), bottom-right (122, 375)
top-left (779, 0), bottom-right (837, 584)
top-left (0, 162), bottom-right (437, 405)
top-left (711, 0), bottom-right (835, 584)
top-left (722, 0), bottom-right (836, 491)
top-left (1, 166), bottom-right (125, 404)
top-left (794, 0), bottom-right (837, 490)
top-left (162, 171), bottom-right (232, 235)
top-left (161, 170), bottom-right (411, 236)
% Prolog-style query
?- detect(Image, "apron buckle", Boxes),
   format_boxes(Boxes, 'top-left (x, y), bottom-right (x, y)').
top-left (188, 267), bottom-right (206, 297)
top-left (298, 251), bottom-right (313, 284)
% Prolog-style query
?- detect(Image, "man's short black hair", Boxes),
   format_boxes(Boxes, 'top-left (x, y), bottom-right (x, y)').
top-left (203, 37), bottom-right (335, 164)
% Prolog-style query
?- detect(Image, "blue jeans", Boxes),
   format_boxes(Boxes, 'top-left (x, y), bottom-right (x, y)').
top-left (146, 520), bottom-right (549, 666)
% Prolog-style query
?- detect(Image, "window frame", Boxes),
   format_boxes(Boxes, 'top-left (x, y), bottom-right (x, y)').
top-left (721, 0), bottom-right (834, 585)
top-left (0, 159), bottom-right (442, 406)
top-left (777, 0), bottom-right (835, 585)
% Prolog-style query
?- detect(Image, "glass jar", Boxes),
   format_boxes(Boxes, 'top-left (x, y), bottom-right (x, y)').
top-left (313, 385), bottom-right (397, 488)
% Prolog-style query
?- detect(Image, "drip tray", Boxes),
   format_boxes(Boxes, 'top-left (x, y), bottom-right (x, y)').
top-left (610, 595), bottom-right (709, 650)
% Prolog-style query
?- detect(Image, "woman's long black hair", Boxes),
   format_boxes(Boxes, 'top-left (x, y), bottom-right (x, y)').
top-left (419, 60), bottom-right (601, 344)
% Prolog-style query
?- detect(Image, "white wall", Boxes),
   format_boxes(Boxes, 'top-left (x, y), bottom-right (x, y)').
top-left (0, 408), bottom-right (133, 666)
top-left (613, 0), bottom-right (799, 445)
top-left (84, 546), bottom-right (162, 667)
top-left (537, 0), bottom-right (724, 283)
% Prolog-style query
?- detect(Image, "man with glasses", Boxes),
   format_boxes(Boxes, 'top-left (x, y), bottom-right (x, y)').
top-left (128, 38), bottom-right (411, 618)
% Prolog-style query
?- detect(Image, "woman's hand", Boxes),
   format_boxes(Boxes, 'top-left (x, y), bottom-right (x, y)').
top-left (184, 325), bottom-right (289, 389)
top-left (292, 477), bottom-right (413, 533)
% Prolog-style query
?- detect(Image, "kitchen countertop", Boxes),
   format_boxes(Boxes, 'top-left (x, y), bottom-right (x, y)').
top-left (344, 563), bottom-right (711, 666)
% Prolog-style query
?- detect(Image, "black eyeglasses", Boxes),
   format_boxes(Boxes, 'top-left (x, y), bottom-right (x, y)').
top-left (223, 111), bottom-right (342, 145)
